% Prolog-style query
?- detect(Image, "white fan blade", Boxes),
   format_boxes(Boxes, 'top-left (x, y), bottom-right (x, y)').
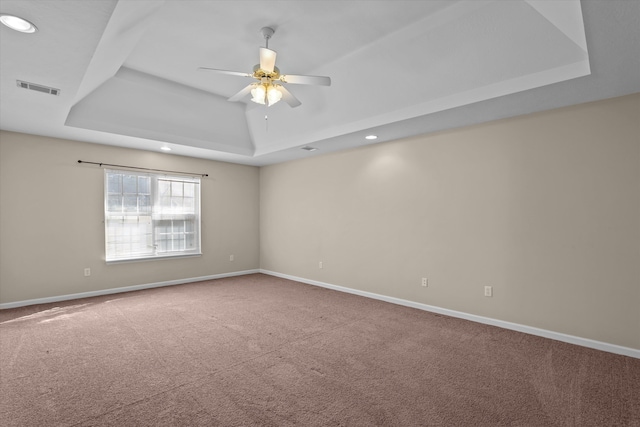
top-left (259, 48), bottom-right (277, 73)
top-left (278, 85), bottom-right (302, 108)
top-left (279, 74), bottom-right (331, 86)
top-left (198, 67), bottom-right (251, 78)
top-left (228, 84), bottom-right (254, 102)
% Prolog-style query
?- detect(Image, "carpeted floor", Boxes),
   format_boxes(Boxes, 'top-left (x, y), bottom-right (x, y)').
top-left (1, 273), bottom-right (638, 426)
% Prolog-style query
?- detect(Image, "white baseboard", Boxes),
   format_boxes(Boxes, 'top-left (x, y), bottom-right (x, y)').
top-left (0, 269), bottom-right (260, 310)
top-left (260, 269), bottom-right (640, 359)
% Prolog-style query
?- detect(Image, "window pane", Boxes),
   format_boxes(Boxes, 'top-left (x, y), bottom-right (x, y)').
top-left (138, 176), bottom-right (150, 194)
top-left (123, 195), bottom-right (138, 211)
top-left (108, 174), bottom-right (122, 193)
top-left (139, 195), bottom-right (151, 213)
top-left (123, 175), bottom-right (137, 193)
top-left (172, 181), bottom-right (183, 197)
top-left (185, 234), bottom-right (195, 249)
top-left (171, 196), bottom-right (182, 209)
top-left (160, 196), bottom-right (171, 210)
top-left (175, 236), bottom-right (185, 250)
top-left (184, 197), bottom-right (194, 211)
top-left (158, 180), bottom-right (170, 197)
top-left (184, 183), bottom-right (194, 197)
top-left (108, 195), bottom-right (122, 212)
top-left (156, 220), bottom-right (168, 234)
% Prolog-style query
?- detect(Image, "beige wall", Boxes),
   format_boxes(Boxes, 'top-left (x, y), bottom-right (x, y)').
top-left (0, 131), bottom-right (260, 303)
top-left (260, 94), bottom-right (640, 349)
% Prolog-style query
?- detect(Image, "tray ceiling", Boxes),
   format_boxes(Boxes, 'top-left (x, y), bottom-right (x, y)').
top-left (1, 1), bottom-right (639, 165)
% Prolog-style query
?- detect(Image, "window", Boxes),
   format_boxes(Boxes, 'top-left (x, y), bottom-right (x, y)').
top-left (105, 169), bottom-right (201, 262)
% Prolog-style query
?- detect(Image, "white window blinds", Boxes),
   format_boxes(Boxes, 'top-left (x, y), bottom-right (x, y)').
top-left (105, 169), bottom-right (201, 262)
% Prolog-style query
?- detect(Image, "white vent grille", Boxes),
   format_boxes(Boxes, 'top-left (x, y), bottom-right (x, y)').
top-left (16, 80), bottom-right (60, 96)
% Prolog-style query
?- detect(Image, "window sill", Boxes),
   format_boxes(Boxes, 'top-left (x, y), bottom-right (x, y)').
top-left (106, 253), bottom-right (202, 265)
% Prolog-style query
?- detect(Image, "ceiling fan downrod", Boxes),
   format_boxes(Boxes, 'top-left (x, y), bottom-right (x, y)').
top-left (260, 27), bottom-right (275, 49)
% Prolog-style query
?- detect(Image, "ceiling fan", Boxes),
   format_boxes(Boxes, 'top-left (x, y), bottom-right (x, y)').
top-left (198, 27), bottom-right (331, 108)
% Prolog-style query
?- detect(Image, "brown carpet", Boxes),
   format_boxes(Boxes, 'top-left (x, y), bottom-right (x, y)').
top-left (1, 273), bottom-right (638, 426)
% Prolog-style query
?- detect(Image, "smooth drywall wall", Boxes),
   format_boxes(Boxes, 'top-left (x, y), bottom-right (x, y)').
top-left (260, 93), bottom-right (640, 350)
top-left (0, 132), bottom-right (260, 304)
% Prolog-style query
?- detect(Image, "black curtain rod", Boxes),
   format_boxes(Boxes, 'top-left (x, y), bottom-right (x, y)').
top-left (77, 160), bottom-right (208, 177)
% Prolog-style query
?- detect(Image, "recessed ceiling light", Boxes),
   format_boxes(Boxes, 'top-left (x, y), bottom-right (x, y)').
top-left (160, 146), bottom-right (172, 151)
top-left (365, 135), bottom-right (378, 140)
top-left (0, 14), bottom-right (38, 33)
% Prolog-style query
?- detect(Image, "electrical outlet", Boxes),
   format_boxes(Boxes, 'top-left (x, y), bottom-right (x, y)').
top-left (484, 286), bottom-right (493, 297)
top-left (84, 268), bottom-right (91, 277)
top-left (421, 278), bottom-right (428, 287)
top-left (319, 261), bottom-right (323, 269)
top-left (229, 254), bottom-right (234, 261)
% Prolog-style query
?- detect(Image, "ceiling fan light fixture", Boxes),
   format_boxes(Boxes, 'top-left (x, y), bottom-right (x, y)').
top-left (250, 84), bottom-right (266, 105)
top-left (0, 14), bottom-right (37, 33)
top-left (267, 84), bottom-right (282, 106)
top-left (251, 83), bottom-right (283, 106)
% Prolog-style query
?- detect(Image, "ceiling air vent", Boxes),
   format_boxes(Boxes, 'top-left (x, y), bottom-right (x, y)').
top-left (16, 80), bottom-right (60, 96)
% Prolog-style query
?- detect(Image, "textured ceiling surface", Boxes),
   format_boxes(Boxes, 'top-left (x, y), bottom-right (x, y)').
top-left (0, 0), bottom-right (639, 166)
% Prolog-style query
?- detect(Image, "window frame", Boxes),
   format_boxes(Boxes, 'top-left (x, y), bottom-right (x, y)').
top-left (104, 169), bottom-right (202, 263)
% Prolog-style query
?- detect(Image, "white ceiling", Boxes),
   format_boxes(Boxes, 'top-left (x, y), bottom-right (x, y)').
top-left (0, 0), bottom-right (638, 166)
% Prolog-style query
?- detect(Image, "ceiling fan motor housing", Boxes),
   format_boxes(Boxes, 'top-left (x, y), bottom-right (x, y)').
top-left (253, 64), bottom-right (280, 80)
